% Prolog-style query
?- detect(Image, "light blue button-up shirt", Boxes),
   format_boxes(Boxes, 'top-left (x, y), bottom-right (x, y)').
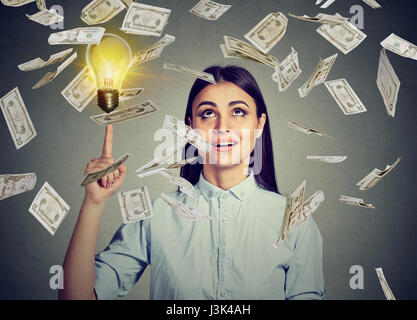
top-left (94, 172), bottom-right (325, 300)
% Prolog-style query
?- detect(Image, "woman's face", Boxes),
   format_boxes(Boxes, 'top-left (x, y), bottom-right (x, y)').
top-left (189, 81), bottom-right (266, 168)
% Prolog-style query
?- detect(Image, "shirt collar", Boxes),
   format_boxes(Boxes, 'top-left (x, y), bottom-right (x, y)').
top-left (196, 171), bottom-right (257, 201)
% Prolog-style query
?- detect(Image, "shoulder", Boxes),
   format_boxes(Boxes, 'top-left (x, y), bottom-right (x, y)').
top-left (288, 216), bottom-right (323, 251)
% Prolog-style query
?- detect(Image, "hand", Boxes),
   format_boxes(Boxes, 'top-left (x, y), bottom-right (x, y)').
top-left (83, 125), bottom-right (127, 206)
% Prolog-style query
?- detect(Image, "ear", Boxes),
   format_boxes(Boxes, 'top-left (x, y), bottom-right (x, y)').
top-left (256, 113), bottom-right (267, 139)
top-left (187, 116), bottom-right (192, 128)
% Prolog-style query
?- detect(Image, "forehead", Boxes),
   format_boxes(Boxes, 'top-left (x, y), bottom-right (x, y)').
top-left (192, 81), bottom-right (255, 106)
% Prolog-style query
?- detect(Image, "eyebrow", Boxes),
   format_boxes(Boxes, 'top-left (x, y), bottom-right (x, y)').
top-left (196, 100), bottom-right (250, 110)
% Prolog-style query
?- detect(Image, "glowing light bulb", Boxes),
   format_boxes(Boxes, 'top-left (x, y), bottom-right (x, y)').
top-left (86, 33), bottom-right (132, 113)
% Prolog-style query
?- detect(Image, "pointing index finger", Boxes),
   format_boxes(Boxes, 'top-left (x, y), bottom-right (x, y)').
top-left (102, 125), bottom-right (113, 157)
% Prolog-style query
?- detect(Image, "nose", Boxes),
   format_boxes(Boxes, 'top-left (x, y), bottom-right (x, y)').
top-left (214, 114), bottom-right (230, 134)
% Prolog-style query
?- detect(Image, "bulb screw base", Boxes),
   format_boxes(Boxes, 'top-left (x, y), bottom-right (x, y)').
top-left (97, 89), bottom-right (119, 113)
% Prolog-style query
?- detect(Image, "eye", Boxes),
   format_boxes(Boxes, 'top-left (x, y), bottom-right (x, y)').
top-left (200, 109), bottom-right (216, 119)
top-left (233, 108), bottom-right (246, 116)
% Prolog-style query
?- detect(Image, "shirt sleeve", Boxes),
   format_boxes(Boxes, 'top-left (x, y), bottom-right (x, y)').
top-left (285, 216), bottom-right (325, 300)
top-left (94, 219), bottom-right (150, 300)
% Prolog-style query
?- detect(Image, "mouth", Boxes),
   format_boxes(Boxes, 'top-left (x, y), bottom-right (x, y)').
top-left (212, 140), bottom-right (238, 152)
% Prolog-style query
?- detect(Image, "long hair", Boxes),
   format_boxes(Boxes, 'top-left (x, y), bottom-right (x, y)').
top-left (179, 65), bottom-right (280, 194)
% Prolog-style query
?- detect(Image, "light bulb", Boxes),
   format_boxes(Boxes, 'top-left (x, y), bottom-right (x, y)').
top-left (86, 33), bottom-right (132, 113)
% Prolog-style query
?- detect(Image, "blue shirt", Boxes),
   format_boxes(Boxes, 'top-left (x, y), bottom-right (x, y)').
top-left (94, 172), bottom-right (325, 300)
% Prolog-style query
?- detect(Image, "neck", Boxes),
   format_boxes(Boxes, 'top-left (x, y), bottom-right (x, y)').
top-left (203, 162), bottom-right (250, 190)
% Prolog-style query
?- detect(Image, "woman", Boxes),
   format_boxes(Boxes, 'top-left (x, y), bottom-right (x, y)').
top-left (59, 65), bottom-right (324, 300)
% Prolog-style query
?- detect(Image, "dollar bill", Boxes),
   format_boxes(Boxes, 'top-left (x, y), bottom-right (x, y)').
top-left (161, 192), bottom-right (211, 221)
top-left (356, 157), bottom-right (401, 190)
top-left (163, 62), bottom-right (216, 84)
top-left (136, 155), bottom-right (197, 177)
top-left (117, 186), bottom-right (153, 223)
top-left (375, 268), bottom-right (396, 300)
top-left (121, 2), bottom-right (171, 37)
top-left (61, 66), bottom-right (96, 112)
top-left (317, 16), bottom-right (367, 54)
top-left (130, 34), bottom-right (175, 67)
top-left (272, 47), bottom-right (302, 91)
top-left (119, 88), bottom-right (144, 102)
top-left (1, 0), bottom-right (34, 6)
top-left (81, 153), bottom-right (130, 187)
top-left (0, 87), bottom-right (37, 150)
top-left (26, 8), bottom-right (64, 26)
top-left (302, 190), bottom-right (324, 218)
top-left (324, 78), bottom-right (367, 115)
top-left (32, 52), bottom-right (77, 89)
top-left (81, 0), bottom-right (125, 25)
top-left (339, 195), bottom-right (375, 209)
top-left (90, 99), bottom-right (158, 126)
top-left (0, 173), bottom-right (37, 200)
top-left (189, 0), bottom-right (231, 21)
top-left (220, 44), bottom-right (258, 62)
top-left (158, 170), bottom-right (196, 199)
top-left (307, 156), bottom-right (347, 163)
top-left (18, 48), bottom-right (73, 71)
top-left (317, 0), bottom-right (336, 8)
top-left (224, 35), bottom-right (279, 68)
top-left (36, 0), bottom-right (45, 10)
top-left (377, 49), bottom-right (400, 118)
top-left (163, 114), bottom-right (212, 153)
top-left (48, 27), bottom-right (105, 45)
top-left (288, 12), bottom-right (349, 25)
top-left (298, 53), bottom-right (338, 98)
top-left (273, 180), bottom-right (306, 248)
top-left (244, 12), bottom-right (288, 54)
top-left (120, 0), bottom-right (132, 7)
top-left (380, 33), bottom-right (417, 61)
top-left (288, 121), bottom-right (333, 139)
top-left (28, 181), bottom-right (70, 235)
top-left (362, 0), bottom-right (381, 9)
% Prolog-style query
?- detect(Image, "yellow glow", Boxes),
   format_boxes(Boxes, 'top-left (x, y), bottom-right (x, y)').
top-left (86, 33), bottom-right (132, 91)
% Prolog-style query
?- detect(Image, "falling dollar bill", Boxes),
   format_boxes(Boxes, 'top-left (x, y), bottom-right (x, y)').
top-left (81, 0), bottom-right (125, 25)
top-left (377, 48), bottom-right (400, 118)
top-left (224, 35), bottom-right (279, 68)
top-left (339, 195), bottom-right (375, 209)
top-left (356, 157), bottom-right (401, 190)
top-left (121, 2), bottom-right (171, 37)
top-left (316, 0), bottom-right (336, 8)
top-left (120, 0), bottom-right (132, 7)
top-left (130, 34), bottom-right (175, 67)
top-left (161, 192), bottom-right (211, 221)
top-left (380, 33), bottom-right (417, 61)
top-left (375, 268), bottom-right (396, 300)
top-left (36, 0), bottom-right (45, 10)
top-left (0, 173), bottom-right (37, 200)
top-left (81, 153), bottom-right (130, 187)
top-left (29, 181), bottom-right (70, 235)
top-left (1, 0), bottom-right (35, 6)
top-left (273, 180), bottom-right (306, 248)
top-left (220, 44), bottom-right (258, 62)
top-left (90, 100), bottom-right (158, 126)
top-left (163, 114), bottom-right (212, 153)
top-left (136, 155), bottom-right (197, 177)
top-left (119, 88), bottom-right (144, 102)
top-left (0, 87), bottom-right (37, 150)
top-left (302, 190), bottom-right (324, 218)
top-left (362, 0), bottom-right (381, 9)
top-left (324, 78), bottom-right (367, 115)
top-left (26, 8), bottom-right (63, 26)
top-left (307, 156), bottom-right (347, 163)
top-left (61, 66), bottom-right (96, 112)
top-left (272, 47), bottom-right (302, 91)
top-left (317, 16), bottom-right (367, 54)
top-left (163, 62), bottom-right (216, 84)
top-left (244, 12), bottom-right (288, 54)
top-left (18, 48), bottom-right (73, 71)
top-left (288, 12), bottom-right (349, 25)
top-left (189, 0), bottom-right (231, 21)
top-left (32, 52), bottom-right (77, 89)
top-left (154, 170), bottom-right (196, 199)
top-left (117, 186), bottom-right (153, 224)
top-left (288, 122), bottom-right (333, 139)
top-left (298, 53), bottom-right (338, 98)
top-left (48, 27), bottom-right (105, 45)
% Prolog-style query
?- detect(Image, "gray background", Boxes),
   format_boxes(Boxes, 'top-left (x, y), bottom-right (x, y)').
top-left (0, 0), bottom-right (416, 300)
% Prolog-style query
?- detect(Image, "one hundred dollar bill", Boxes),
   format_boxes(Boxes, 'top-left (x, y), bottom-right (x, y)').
top-left (119, 88), bottom-right (144, 102)
top-left (121, 2), bottom-right (170, 37)
top-left (0, 87), bottom-right (37, 149)
top-left (339, 195), bottom-right (375, 209)
top-left (32, 52), bottom-right (77, 89)
top-left (380, 33), bottom-right (417, 61)
top-left (189, 0), bottom-right (231, 21)
top-left (298, 53), bottom-right (338, 98)
top-left (288, 121), bottom-right (333, 139)
top-left (18, 48), bottom-right (73, 71)
top-left (81, 0), bottom-right (125, 25)
top-left (307, 156), bottom-right (347, 163)
top-left (1, 0), bottom-right (34, 6)
top-left (377, 48), bottom-right (400, 118)
top-left (302, 190), bottom-right (324, 218)
top-left (130, 34), bottom-right (175, 67)
top-left (81, 153), bottom-right (130, 186)
top-left (28, 181), bottom-right (70, 235)
top-left (356, 157), bottom-right (401, 190)
top-left (48, 27), bottom-right (105, 45)
top-left (26, 8), bottom-right (63, 26)
top-left (36, 0), bottom-right (45, 10)
top-left (316, 0), bottom-right (336, 8)
top-left (288, 12), bottom-right (349, 25)
top-left (158, 170), bottom-right (197, 199)
top-left (244, 12), bottom-right (288, 54)
top-left (375, 268), bottom-right (396, 300)
top-left (0, 173), bottom-right (37, 200)
top-left (136, 155), bottom-right (197, 176)
top-left (163, 62), bottom-right (216, 84)
top-left (161, 192), bottom-right (211, 221)
top-left (220, 43), bottom-right (258, 62)
top-left (324, 78), bottom-right (367, 115)
top-left (362, 0), bottom-right (381, 9)
top-left (117, 186), bottom-right (153, 223)
top-left (272, 47), bottom-right (302, 91)
top-left (90, 99), bottom-right (158, 126)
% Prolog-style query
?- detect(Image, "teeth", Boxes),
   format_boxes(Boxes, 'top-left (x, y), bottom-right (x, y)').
top-left (217, 142), bottom-right (235, 147)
